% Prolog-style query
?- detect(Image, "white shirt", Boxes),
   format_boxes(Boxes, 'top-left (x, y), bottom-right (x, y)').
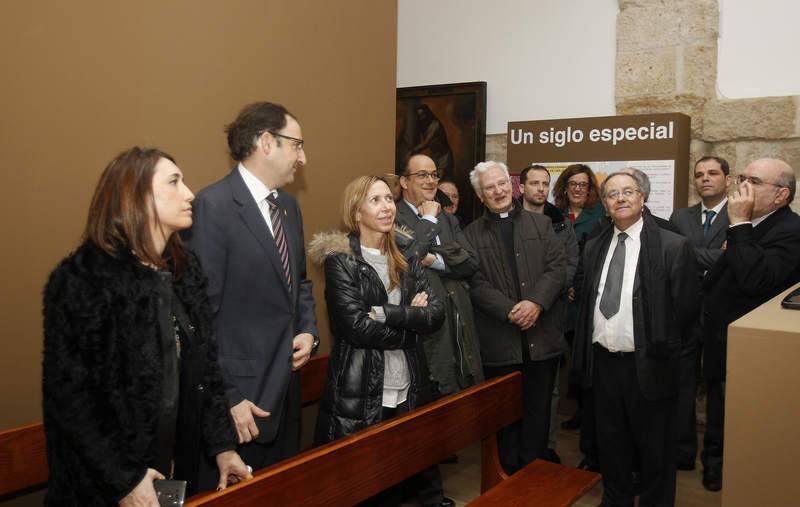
top-left (238, 163), bottom-right (278, 237)
top-left (700, 198), bottom-right (727, 226)
top-left (729, 208), bottom-right (778, 229)
top-left (592, 217), bottom-right (643, 353)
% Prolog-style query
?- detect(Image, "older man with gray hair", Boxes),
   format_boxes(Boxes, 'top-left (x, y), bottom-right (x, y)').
top-left (572, 171), bottom-right (698, 506)
top-left (700, 157), bottom-right (800, 491)
top-left (464, 161), bottom-right (567, 474)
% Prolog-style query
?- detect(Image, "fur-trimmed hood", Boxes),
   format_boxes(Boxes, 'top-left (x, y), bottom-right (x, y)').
top-left (307, 226), bottom-right (415, 265)
top-left (308, 230), bottom-right (352, 265)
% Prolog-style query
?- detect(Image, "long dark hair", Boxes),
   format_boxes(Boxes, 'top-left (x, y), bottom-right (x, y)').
top-left (84, 146), bottom-right (187, 272)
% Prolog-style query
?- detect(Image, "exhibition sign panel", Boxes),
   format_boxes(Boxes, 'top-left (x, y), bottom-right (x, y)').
top-left (506, 113), bottom-right (690, 218)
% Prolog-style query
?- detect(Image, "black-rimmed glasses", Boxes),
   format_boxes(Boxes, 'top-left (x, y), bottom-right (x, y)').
top-left (406, 171), bottom-right (441, 181)
top-left (266, 131), bottom-right (304, 152)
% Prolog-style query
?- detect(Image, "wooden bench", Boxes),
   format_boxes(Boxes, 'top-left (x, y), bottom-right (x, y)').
top-left (1, 355), bottom-right (600, 506)
top-left (185, 371), bottom-right (600, 506)
top-left (0, 355), bottom-right (330, 500)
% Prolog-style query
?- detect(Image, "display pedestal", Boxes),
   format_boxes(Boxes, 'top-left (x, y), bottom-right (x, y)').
top-left (723, 283), bottom-right (800, 506)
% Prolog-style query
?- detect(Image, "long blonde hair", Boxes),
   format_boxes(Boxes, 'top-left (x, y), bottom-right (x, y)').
top-left (341, 176), bottom-right (408, 290)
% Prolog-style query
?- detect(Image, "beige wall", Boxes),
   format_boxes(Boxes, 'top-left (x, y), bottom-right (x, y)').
top-left (0, 1), bottom-right (397, 430)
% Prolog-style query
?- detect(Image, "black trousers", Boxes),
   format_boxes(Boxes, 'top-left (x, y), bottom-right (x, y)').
top-left (484, 356), bottom-right (559, 475)
top-left (196, 373), bottom-right (301, 492)
top-left (675, 336), bottom-right (699, 465)
top-left (357, 402), bottom-right (444, 507)
top-left (593, 345), bottom-right (677, 507)
top-left (701, 379), bottom-right (725, 471)
top-left (579, 386), bottom-right (597, 459)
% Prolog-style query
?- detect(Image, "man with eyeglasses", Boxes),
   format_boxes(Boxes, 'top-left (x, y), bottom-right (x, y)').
top-left (700, 157), bottom-right (800, 492)
top-left (571, 171), bottom-right (698, 506)
top-left (184, 102), bottom-right (319, 485)
top-left (465, 161), bottom-right (567, 475)
top-left (667, 156), bottom-right (731, 478)
top-left (395, 153), bottom-right (479, 507)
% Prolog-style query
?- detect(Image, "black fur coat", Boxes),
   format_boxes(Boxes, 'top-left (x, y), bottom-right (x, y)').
top-left (42, 241), bottom-right (235, 505)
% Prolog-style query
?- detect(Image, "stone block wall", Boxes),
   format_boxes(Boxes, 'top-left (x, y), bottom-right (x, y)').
top-left (485, 0), bottom-right (800, 212)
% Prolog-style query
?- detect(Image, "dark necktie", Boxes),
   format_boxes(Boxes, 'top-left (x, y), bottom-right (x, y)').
top-left (599, 232), bottom-right (628, 319)
top-left (703, 210), bottom-right (716, 237)
top-left (266, 194), bottom-right (292, 289)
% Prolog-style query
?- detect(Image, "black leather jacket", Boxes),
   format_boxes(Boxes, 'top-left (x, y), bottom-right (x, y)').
top-left (311, 232), bottom-right (444, 443)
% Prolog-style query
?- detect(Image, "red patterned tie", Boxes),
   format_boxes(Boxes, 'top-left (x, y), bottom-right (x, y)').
top-left (266, 194), bottom-right (292, 289)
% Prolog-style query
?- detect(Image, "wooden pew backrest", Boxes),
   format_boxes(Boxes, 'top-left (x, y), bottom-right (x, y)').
top-left (185, 372), bottom-right (523, 507)
top-left (0, 354), bottom-right (329, 499)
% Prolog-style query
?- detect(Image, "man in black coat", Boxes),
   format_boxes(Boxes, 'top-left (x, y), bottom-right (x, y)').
top-left (669, 156), bottom-right (731, 471)
top-left (572, 172), bottom-right (698, 507)
top-left (184, 102), bottom-right (319, 484)
top-left (465, 161), bottom-right (567, 474)
top-left (519, 164), bottom-right (579, 463)
top-left (700, 158), bottom-right (800, 491)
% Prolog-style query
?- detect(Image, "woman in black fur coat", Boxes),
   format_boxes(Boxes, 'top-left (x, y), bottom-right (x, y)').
top-left (42, 147), bottom-right (250, 506)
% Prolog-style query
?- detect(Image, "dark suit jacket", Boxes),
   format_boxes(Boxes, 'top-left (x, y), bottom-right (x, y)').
top-left (572, 214), bottom-right (698, 399)
top-left (702, 205), bottom-right (800, 379)
top-left (183, 168), bottom-right (318, 442)
top-left (669, 202), bottom-right (729, 271)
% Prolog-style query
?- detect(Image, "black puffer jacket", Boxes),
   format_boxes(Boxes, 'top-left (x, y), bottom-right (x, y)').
top-left (42, 241), bottom-right (236, 505)
top-left (308, 232), bottom-right (444, 443)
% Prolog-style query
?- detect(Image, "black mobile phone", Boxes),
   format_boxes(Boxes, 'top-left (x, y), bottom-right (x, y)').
top-left (154, 479), bottom-right (187, 507)
top-left (781, 287), bottom-right (800, 310)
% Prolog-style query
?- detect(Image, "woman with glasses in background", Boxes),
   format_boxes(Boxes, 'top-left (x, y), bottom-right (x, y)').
top-left (551, 163), bottom-right (606, 464)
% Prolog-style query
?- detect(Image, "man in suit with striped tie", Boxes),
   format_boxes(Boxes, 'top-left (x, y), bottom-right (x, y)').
top-left (185, 102), bottom-right (319, 487)
top-left (669, 156), bottom-right (731, 474)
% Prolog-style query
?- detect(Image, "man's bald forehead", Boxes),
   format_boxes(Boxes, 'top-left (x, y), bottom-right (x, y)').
top-left (407, 154), bottom-right (435, 171)
top-left (747, 158), bottom-right (792, 176)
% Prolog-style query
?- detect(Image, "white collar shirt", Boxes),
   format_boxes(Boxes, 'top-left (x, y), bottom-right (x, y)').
top-left (592, 216), bottom-right (644, 353)
top-left (238, 163), bottom-right (278, 237)
top-left (700, 198), bottom-right (727, 226)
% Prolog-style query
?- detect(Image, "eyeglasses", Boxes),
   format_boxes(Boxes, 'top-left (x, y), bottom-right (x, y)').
top-left (604, 188), bottom-right (641, 201)
top-left (482, 178), bottom-right (511, 194)
top-left (567, 181), bottom-right (589, 189)
top-left (736, 175), bottom-right (783, 188)
top-left (406, 171), bottom-right (441, 181)
top-left (266, 131), bottom-right (305, 152)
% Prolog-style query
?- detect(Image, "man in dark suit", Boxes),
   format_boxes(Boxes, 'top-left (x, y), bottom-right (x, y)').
top-left (669, 156), bottom-right (731, 471)
top-left (701, 157), bottom-right (800, 492)
top-left (572, 172), bottom-right (698, 506)
top-left (184, 102), bottom-right (319, 484)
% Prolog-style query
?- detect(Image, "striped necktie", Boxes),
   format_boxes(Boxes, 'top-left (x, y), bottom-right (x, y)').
top-left (266, 194), bottom-right (292, 289)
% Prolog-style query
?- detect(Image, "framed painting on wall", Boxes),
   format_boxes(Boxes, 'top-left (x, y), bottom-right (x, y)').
top-left (396, 81), bottom-right (486, 224)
